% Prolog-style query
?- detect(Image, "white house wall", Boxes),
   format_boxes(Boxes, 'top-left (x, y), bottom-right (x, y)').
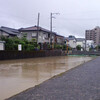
top-left (76, 41), bottom-right (85, 48)
top-left (68, 40), bottom-right (76, 48)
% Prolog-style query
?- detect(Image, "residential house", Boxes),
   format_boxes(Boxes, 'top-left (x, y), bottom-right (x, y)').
top-left (76, 38), bottom-right (85, 49)
top-left (67, 35), bottom-right (77, 49)
top-left (0, 26), bottom-right (20, 38)
top-left (65, 38), bottom-right (69, 46)
top-left (55, 34), bottom-right (65, 45)
top-left (19, 26), bottom-right (56, 44)
top-left (86, 40), bottom-right (95, 51)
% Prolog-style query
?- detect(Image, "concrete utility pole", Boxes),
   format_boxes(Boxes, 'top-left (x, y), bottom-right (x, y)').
top-left (50, 13), bottom-right (59, 48)
top-left (50, 13), bottom-right (59, 32)
top-left (50, 13), bottom-right (52, 33)
top-left (37, 13), bottom-right (40, 43)
top-left (85, 39), bottom-right (86, 51)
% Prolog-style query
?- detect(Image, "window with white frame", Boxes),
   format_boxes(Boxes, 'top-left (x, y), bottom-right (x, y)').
top-left (43, 33), bottom-right (48, 38)
top-left (32, 33), bottom-right (36, 37)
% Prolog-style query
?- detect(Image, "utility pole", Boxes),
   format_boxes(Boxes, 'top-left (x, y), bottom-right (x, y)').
top-left (50, 13), bottom-right (53, 49)
top-left (50, 13), bottom-right (53, 34)
top-left (37, 13), bottom-right (40, 44)
top-left (50, 13), bottom-right (59, 32)
top-left (85, 32), bottom-right (86, 51)
top-left (50, 13), bottom-right (59, 49)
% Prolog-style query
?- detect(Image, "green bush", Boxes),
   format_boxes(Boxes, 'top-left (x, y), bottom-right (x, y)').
top-left (0, 36), bottom-right (39, 51)
top-left (54, 44), bottom-right (63, 49)
top-left (76, 45), bottom-right (81, 50)
top-left (63, 45), bottom-right (66, 50)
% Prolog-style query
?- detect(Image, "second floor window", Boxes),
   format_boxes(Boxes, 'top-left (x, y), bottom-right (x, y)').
top-left (32, 33), bottom-right (36, 37)
top-left (44, 33), bottom-right (49, 38)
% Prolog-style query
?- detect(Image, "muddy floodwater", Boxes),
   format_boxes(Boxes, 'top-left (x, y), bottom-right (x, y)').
top-left (0, 56), bottom-right (94, 100)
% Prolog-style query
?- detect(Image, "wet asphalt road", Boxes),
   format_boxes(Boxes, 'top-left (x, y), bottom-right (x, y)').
top-left (7, 57), bottom-right (100, 100)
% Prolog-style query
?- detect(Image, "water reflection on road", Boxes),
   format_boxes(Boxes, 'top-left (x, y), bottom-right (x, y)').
top-left (0, 56), bottom-right (93, 100)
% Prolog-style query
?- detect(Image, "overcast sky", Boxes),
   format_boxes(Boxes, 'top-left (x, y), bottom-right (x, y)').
top-left (0, 0), bottom-right (100, 38)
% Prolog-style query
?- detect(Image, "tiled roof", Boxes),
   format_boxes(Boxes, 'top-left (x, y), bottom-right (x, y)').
top-left (56, 34), bottom-right (64, 38)
top-left (65, 37), bottom-right (69, 42)
top-left (0, 26), bottom-right (19, 36)
top-left (67, 35), bottom-right (76, 40)
top-left (76, 38), bottom-right (85, 42)
top-left (19, 26), bottom-right (56, 34)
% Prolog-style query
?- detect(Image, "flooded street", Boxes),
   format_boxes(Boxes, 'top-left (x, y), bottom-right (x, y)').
top-left (0, 56), bottom-right (93, 100)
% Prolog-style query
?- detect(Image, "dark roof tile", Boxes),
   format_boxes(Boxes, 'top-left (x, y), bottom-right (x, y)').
top-left (0, 26), bottom-right (19, 36)
top-left (76, 38), bottom-right (85, 42)
top-left (19, 26), bottom-right (56, 34)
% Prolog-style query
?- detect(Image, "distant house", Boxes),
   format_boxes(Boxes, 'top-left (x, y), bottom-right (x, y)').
top-left (55, 34), bottom-right (65, 45)
top-left (76, 38), bottom-right (85, 49)
top-left (19, 26), bottom-right (56, 44)
top-left (0, 26), bottom-right (20, 38)
top-left (86, 40), bottom-right (95, 51)
top-left (65, 38), bottom-right (69, 46)
top-left (67, 35), bottom-right (77, 48)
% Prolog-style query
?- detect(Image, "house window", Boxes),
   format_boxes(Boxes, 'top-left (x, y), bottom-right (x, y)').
top-left (73, 41), bottom-right (76, 43)
top-left (32, 33), bottom-right (36, 37)
top-left (43, 33), bottom-right (49, 38)
top-left (46, 34), bottom-right (49, 38)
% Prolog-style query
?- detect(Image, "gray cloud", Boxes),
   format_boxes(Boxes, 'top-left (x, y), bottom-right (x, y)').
top-left (0, 0), bottom-right (100, 38)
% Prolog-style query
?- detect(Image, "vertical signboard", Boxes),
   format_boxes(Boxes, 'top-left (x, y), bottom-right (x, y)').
top-left (18, 44), bottom-right (22, 51)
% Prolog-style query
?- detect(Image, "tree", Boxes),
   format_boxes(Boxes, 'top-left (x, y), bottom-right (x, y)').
top-left (0, 36), bottom-right (39, 51)
top-left (76, 45), bottom-right (81, 50)
top-left (62, 44), bottom-right (66, 50)
top-left (95, 45), bottom-right (100, 51)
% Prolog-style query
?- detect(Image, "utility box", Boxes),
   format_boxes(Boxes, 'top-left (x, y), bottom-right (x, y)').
top-left (0, 41), bottom-right (5, 50)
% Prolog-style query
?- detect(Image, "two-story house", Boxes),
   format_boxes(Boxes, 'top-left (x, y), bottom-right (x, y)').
top-left (55, 34), bottom-right (65, 45)
top-left (19, 26), bottom-right (56, 44)
top-left (67, 35), bottom-right (77, 49)
top-left (76, 38), bottom-right (85, 49)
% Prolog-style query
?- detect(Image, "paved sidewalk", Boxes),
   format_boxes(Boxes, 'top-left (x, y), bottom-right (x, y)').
top-left (7, 57), bottom-right (100, 100)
